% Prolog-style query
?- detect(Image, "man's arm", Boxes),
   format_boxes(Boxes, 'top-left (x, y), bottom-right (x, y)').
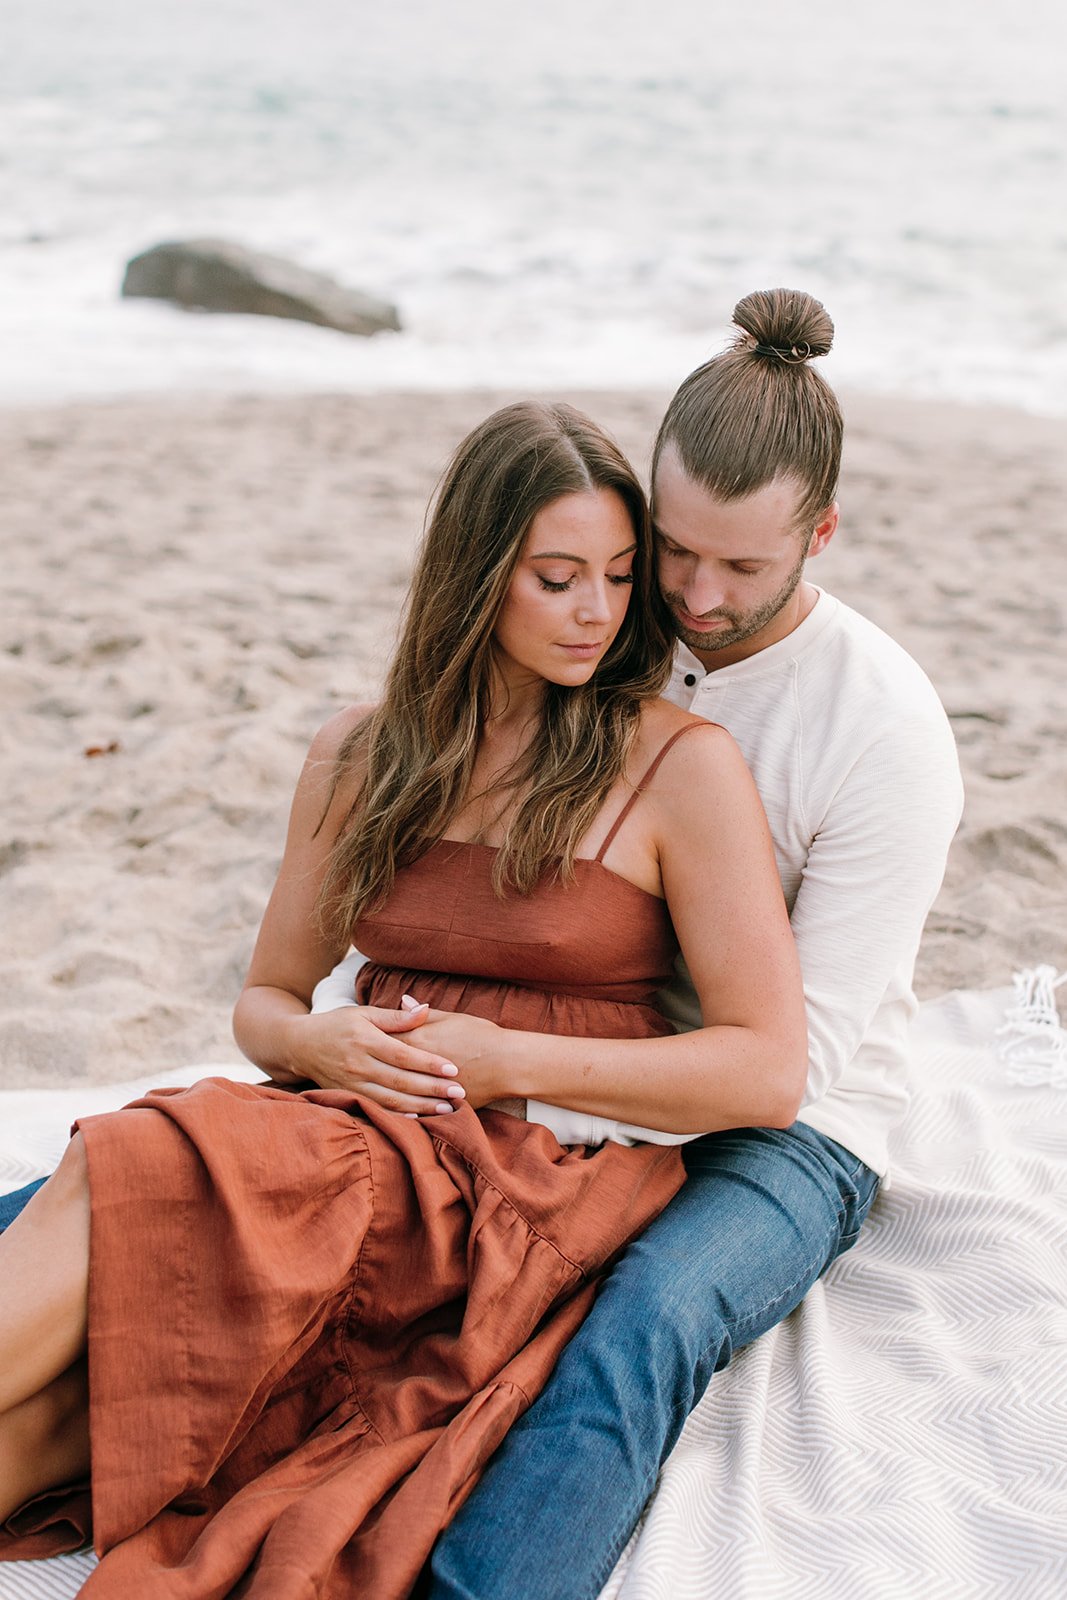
top-left (310, 951), bottom-right (368, 1012)
top-left (789, 710), bottom-right (962, 1105)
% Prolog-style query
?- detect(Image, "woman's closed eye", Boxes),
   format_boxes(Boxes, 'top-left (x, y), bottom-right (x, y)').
top-left (537, 572), bottom-right (634, 593)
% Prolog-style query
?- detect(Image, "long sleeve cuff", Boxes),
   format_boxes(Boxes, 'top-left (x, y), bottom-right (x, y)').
top-left (310, 951), bottom-right (367, 1013)
top-left (524, 1099), bottom-right (700, 1148)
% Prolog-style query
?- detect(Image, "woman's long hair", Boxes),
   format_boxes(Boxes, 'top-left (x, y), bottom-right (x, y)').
top-left (319, 401), bottom-right (674, 937)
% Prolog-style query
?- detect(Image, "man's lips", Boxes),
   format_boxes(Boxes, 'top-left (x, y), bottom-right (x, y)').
top-left (673, 606), bottom-right (731, 631)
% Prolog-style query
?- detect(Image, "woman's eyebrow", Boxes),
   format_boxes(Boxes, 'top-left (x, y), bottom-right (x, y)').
top-left (529, 543), bottom-right (637, 563)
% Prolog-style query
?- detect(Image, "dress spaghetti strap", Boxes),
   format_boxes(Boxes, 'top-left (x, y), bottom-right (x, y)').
top-left (594, 723), bottom-right (710, 864)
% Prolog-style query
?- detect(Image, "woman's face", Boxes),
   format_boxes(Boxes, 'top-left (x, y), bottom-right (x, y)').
top-left (492, 488), bottom-right (638, 695)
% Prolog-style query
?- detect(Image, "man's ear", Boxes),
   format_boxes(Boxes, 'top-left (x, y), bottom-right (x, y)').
top-left (807, 502), bottom-right (839, 559)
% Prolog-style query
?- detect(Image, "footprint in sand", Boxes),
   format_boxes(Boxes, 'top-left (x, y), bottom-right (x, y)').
top-left (964, 823), bottom-right (1062, 881)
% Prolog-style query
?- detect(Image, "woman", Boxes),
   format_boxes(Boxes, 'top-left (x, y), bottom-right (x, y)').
top-left (0, 401), bottom-right (805, 1597)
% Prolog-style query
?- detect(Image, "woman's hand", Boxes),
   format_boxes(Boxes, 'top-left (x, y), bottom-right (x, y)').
top-left (283, 1003), bottom-right (470, 1115)
top-left (402, 1008), bottom-right (508, 1110)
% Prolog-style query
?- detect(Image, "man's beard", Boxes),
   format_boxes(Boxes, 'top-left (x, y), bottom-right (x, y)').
top-left (662, 545), bottom-right (808, 658)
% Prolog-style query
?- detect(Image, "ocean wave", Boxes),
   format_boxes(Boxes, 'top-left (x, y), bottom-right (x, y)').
top-left (3, 0), bottom-right (1064, 412)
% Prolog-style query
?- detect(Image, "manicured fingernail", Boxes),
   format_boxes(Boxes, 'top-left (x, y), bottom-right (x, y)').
top-left (403, 1112), bottom-right (418, 1119)
top-left (401, 993), bottom-right (428, 1012)
top-left (434, 1102), bottom-right (455, 1114)
top-left (446, 1084), bottom-right (465, 1099)
top-left (439, 1061), bottom-right (458, 1077)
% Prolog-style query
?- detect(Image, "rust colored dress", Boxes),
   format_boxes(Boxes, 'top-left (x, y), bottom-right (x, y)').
top-left (1, 730), bottom-right (702, 1597)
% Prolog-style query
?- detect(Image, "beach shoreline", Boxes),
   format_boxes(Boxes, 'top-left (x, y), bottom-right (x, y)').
top-left (2, 387), bottom-right (1064, 1088)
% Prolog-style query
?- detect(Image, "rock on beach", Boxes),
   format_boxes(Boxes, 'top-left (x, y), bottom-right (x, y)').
top-left (121, 239), bottom-right (402, 336)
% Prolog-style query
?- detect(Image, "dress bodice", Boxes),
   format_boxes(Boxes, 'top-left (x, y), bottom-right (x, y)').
top-left (351, 725), bottom-right (709, 1041)
top-left (352, 838), bottom-right (680, 1040)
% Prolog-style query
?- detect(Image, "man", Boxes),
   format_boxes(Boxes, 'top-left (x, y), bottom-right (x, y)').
top-left (421, 289), bottom-right (963, 1597)
top-left (0, 290), bottom-right (963, 1599)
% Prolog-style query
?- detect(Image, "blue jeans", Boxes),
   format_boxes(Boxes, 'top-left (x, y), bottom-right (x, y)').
top-left (429, 1121), bottom-right (879, 1600)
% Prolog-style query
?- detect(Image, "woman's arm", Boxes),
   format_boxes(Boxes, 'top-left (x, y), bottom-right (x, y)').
top-left (232, 710), bottom-right (467, 1115)
top-left (411, 725), bottom-right (808, 1133)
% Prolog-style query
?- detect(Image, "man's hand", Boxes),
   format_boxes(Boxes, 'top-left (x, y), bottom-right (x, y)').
top-left (287, 1001), bottom-right (468, 1115)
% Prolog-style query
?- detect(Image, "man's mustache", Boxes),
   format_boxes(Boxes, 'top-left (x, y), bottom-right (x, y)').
top-left (662, 592), bottom-right (737, 625)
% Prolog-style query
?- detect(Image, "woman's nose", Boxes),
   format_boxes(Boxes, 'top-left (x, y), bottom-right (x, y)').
top-left (575, 581), bottom-right (613, 624)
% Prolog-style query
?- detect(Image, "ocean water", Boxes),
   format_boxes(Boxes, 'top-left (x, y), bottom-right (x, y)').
top-left (3, 0), bottom-right (1065, 412)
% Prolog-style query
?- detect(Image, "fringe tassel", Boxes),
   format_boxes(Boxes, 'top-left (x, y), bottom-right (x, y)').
top-left (995, 965), bottom-right (1067, 1089)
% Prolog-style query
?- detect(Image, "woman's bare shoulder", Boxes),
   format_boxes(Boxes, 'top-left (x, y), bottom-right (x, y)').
top-left (305, 701), bottom-right (378, 764)
top-left (634, 701), bottom-right (754, 827)
top-left (296, 703), bottom-right (379, 823)
top-left (634, 697), bottom-right (738, 764)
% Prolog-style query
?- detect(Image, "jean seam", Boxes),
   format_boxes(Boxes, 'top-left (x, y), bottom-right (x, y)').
top-left (654, 1214), bottom-right (843, 1450)
top-left (836, 1174), bottom-right (879, 1250)
top-left (567, 1207), bottom-right (854, 1600)
top-left (574, 1464), bottom-right (667, 1600)
top-left (730, 1222), bottom-right (839, 1343)
top-left (446, 1248), bottom-right (845, 1600)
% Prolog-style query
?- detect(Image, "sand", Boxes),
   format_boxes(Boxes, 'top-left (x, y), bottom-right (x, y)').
top-left (1, 388), bottom-right (1064, 1089)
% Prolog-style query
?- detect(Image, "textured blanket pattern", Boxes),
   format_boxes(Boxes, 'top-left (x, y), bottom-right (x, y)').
top-left (1, 990), bottom-right (1065, 1599)
top-left (600, 986), bottom-right (1067, 1600)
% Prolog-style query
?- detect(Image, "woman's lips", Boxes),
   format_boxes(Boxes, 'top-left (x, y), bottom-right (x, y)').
top-left (557, 642), bottom-right (604, 657)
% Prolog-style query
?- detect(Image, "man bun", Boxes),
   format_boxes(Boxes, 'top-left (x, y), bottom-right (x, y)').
top-left (732, 288), bottom-right (834, 363)
top-left (651, 287), bottom-right (842, 528)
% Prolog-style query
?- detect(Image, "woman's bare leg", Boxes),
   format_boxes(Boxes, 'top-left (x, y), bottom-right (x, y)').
top-left (0, 1134), bottom-right (90, 1414)
top-left (0, 1361), bottom-right (90, 1523)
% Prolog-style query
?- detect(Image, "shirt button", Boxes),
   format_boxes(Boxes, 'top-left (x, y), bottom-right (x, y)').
top-left (684, 673), bottom-right (697, 687)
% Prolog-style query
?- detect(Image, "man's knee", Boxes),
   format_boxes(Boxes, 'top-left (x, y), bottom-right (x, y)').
top-left (559, 1236), bottom-right (733, 1429)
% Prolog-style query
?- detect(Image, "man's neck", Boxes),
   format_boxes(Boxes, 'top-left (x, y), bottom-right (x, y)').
top-left (687, 581), bottom-right (821, 673)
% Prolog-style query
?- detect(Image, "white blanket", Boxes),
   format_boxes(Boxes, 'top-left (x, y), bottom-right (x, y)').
top-left (1, 985), bottom-right (1065, 1599)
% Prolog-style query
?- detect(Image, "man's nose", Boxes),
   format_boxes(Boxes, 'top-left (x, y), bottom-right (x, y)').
top-left (681, 568), bottom-right (726, 618)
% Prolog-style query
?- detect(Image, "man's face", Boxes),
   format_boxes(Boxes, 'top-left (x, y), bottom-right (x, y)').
top-left (652, 444), bottom-right (837, 670)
